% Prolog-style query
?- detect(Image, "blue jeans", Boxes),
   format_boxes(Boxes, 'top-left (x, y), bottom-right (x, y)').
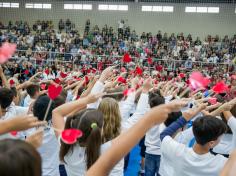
top-left (145, 153), bottom-right (161, 176)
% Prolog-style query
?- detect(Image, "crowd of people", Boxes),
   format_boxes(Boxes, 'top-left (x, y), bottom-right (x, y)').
top-left (0, 18), bottom-right (236, 176)
top-left (0, 19), bottom-right (236, 68)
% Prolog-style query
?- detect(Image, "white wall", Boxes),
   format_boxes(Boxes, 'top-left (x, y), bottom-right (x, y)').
top-left (0, 1), bottom-right (236, 39)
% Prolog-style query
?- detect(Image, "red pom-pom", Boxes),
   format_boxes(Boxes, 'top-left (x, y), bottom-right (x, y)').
top-left (10, 131), bottom-right (18, 136)
top-left (9, 79), bottom-right (15, 85)
top-left (212, 82), bottom-right (229, 94)
top-left (123, 53), bottom-right (131, 63)
top-left (208, 98), bottom-right (217, 105)
top-left (61, 129), bottom-right (83, 144)
top-left (117, 76), bottom-right (127, 84)
top-left (48, 84), bottom-right (62, 100)
top-left (135, 67), bottom-right (143, 75)
top-left (60, 72), bottom-right (67, 78)
top-left (179, 73), bottom-right (185, 78)
top-left (44, 69), bottom-right (49, 75)
top-left (24, 70), bottom-right (29, 75)
top-left (147, 57), bottom-right (153, 64)
top-left (156, 65), bottom-right (163, 71)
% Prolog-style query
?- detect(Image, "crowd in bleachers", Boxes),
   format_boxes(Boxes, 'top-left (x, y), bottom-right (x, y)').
top-left (0, 17), bottom-right (236, 176)
top-left (0, 19), bottom-right (236, 66)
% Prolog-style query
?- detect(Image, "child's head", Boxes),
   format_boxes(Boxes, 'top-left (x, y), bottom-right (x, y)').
top-left (0, 88), bottom-right (14, 109)
top-left (164, 111), bottom-right (182, 127)
top-left (26, 84), bottom-right (40, 99)
top-left (148, 92), bottom-right (165, 108)
top-left (60, 109), bottom-right (103, 169)
top-left (98, 97), bottom-right (121, 143)
top-left (193, 116), bottom-right (227, 148)
top-left (0, 139), bottom-right (41, 176)
top-left (33, 95), bottom-right (55, 121)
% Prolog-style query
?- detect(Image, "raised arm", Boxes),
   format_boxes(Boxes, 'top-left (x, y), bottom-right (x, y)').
top-left (86, 100), bottom-right (188, 176)
top-left (52, 93), bottom-right (104, 137)
top-left (0, 66), bottom-right (10, 89)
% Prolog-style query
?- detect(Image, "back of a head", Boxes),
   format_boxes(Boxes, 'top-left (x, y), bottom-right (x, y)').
top-left (26, 84), bottom-right (40, 98)
top-left (33, 95), bottom-right (55, 121)
top-left (193, 116), bottom-right (227, 146)
top-left (98, 97), bottom-right (121, 142)
top-left (149, 93), bottom-right (165, 108)
top-left (0, 139), bottom-right (41, 176)
top-left (60, 109), bottom-right (103, 169)
top-left (0, 88), bottom-right (14, 109)
top-left (164, 111), bottom-right (182, 127)
top-left (54, 95), bottom-right (66, 108)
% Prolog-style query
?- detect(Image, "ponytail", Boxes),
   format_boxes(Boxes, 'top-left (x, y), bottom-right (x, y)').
top-left (85, 123), bottom-right (102, 169)
top-left (59, 116), bottom-right (75, 163)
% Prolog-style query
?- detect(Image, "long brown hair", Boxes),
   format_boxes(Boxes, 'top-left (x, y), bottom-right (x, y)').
top-left (98, 97), bottom-right (121, 143)
top-left (0, 139), bottom-right (42, 176)
top-left (60, 109), bottom-right (103, 169)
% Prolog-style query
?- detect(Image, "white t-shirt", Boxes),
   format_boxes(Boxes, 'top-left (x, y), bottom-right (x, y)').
top-left (2, 104), bottom-right (28, 120)
top-left (64, 141), bottom-right (124, 176)
top-left (160, 136), bottom-right (227, 176)
top-left (37, 126), bottom-right (60, 176)
top-left (23, 95), bottom-right (34, 107)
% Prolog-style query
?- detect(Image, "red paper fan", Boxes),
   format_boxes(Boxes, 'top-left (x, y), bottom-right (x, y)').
top-left (212, 82), bottom-right (229, 94)
top-left (61, 129), bottom-right (83, 144)
top-left (48, 84), bottom-right (62, 100)
top-left (123, 53), bottom-right (131, 63)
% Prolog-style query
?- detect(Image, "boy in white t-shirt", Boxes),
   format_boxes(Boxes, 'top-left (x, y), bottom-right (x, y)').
top-left (160, 115), bottom-right (228, 176)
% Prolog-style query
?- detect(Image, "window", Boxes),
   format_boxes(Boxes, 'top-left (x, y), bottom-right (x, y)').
top-left (142, 6), bottom-right (152, 11)
top-left (185, 7), bottom-right (196, 13)
top-left (98, 4), bottom-right (128, 11)
top-left (152, 6), bottom-right (162, 12)
top-left (25, 3), bottom-right (51, 9)
top-left (197, 7), bottom-right (207, 13)
top-left (83, 4), bottom-right (92, 10)
top-left (98, 4), bottom-right (108, 10)
top-left (64, 4), bottom-right (73, 9)
top-left (34, 3), bottom-right (42, 9)
top-left (118, 5), bottom-right (128, 11)
top-left (0, 2), bottom-right (19, 8)
top-left (108, 5), bottom-right (118, 10)
top-left (163, 6), bottom-right (174, 12)
top-left (43, 4), bottom-right (51, 9)
top-left (142, 5), bottom-right (174, 12)
top-left (25, 3), bottom-right (33, 8)
top-left (208, 7), bottom-right (219, 13)
top-left (64, 4), bottom-right (92, 10)
top-left (185, 6), bottom-right (219, 13)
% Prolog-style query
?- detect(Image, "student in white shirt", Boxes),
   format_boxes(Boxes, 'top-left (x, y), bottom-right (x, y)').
top-left (0, 88), bottom-right (28, 120)
top-left (23, 84), bottom-right (40, 107)
top-left (160, 115), bottom-right (229, 176)
top-left (32, 95), bottom-right (60, 176)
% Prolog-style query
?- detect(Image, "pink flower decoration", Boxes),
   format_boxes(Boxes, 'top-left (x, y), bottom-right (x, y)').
top-left (208, 98), bottom-right (217, 105)
top-left (0, 42), bottom-right (16, 64)
top-left (189, 72), bottom-right (210, 90)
